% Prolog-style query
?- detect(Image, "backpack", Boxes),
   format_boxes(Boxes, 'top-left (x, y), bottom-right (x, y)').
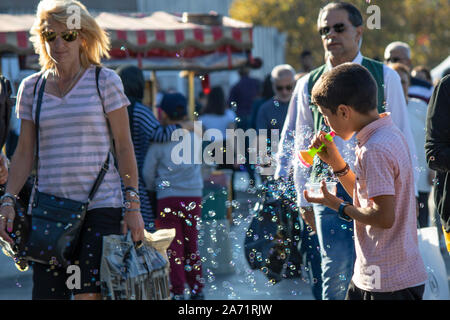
top-left (0, 75), bottom-right (13, 150)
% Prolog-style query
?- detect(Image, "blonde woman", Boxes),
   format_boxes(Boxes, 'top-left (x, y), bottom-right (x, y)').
top-left (0, 0), bottom-right (144, 300)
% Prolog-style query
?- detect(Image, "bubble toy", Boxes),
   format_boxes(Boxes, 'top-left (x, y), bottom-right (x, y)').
top-left (298, 131), bottom-right (336, 167)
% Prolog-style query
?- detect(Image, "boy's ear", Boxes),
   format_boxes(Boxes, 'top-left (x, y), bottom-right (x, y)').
top-left (337, 104), bottom-right (351, 119)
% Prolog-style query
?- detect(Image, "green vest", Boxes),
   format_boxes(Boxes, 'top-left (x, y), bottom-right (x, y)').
top-left (306, 57), bottom-right (385, 183)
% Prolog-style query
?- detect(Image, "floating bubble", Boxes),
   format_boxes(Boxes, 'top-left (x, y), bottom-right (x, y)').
top-left (270, 119), bottom-right (277, 126)
top-left (159, 180), bottom-right (171, 189)
top-left (187, 202), bottom-right (197, 211)
top-left (208, 210), bottom-right (216, 217)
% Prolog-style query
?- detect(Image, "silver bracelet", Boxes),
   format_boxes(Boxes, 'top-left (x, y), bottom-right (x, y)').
top-left (0, 193), bottom-right (17, 205)
top-left (125, 208), bottom-right (140, 213)
top-left (1, 201), bottom-right (14, 207)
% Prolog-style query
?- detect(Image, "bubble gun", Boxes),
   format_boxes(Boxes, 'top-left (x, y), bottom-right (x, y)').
top-left (298, 131), bottom-right (336, 168)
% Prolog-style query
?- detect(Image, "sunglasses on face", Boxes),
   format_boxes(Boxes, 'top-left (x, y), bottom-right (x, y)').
top-left (276, 84), bottom-right (293, 92)
top-left (386, 57), bottom-right (402, 63)
top-left (318, 23), bottom-right (346, 37)
top-left (41, 30), bottom-right (79, 42)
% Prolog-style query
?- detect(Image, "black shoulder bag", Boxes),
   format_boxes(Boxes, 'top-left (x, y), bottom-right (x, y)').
top-left (18, 70), bottom-right (111, 268)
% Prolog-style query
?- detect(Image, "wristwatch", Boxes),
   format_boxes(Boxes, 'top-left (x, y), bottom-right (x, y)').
top-left (338, 201), bottom-right (353, 222)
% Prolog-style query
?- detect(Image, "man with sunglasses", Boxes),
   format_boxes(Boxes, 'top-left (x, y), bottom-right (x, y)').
top-left (275, 2), bottom-right (418, 300)
top-left (384, 41), bottom-right (434, 104)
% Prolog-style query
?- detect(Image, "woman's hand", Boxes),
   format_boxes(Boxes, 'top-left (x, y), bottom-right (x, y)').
top-left (303, 180), bottom-right (343, 212)
top-left (122, 210), bottom-right (145, 242)
top-left (0, 205), bottom-right (15, 245)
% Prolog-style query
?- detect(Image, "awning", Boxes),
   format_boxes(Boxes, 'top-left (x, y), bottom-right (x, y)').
top-left (0, 14), bottom-right (36, 54)
top-left (0, 12), bottom-right (254, 70)
top-left (97, 12), bottom-right (253, 53)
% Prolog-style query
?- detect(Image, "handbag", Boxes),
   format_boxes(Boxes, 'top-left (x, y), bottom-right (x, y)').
top-left (244, 181), bottom-right (302, 283)
top-left (100, 231), bottom-right (172, 300)
top-left (8, 71), bottom-right (110, 269)
top-left (417, 227), bottom-right (450, 300)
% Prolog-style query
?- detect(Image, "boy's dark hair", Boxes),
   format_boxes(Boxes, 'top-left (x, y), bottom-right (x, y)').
top-left (317, 2), bottom-right (363, 29)
top-left (311, 63), bottom-right (378, 115)
top-left (169, 106), bottom-right (188, 121)
top-left (159, 92), bottom-right (187, 121)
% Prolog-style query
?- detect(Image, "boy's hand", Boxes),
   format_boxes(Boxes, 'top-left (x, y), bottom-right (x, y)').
top-left (309, 131), bottom-right (344, 169)
top-left (303, 180), bottom-right (343, 212)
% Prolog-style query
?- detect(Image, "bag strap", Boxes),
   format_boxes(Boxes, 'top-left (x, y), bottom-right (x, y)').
top-left (95, 66), bottom-right (117, 160)
top-left (34, 69), bottom-right (110, 204)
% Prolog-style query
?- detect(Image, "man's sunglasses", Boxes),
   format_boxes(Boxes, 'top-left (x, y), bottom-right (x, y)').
top-left (386, 57), bottom-right (402, 63)
top-left (41, 30), bottom-right (79, 42)
top-left (276, 84), bottom-right (293, 92)
top-left (318, 23), bottom-right (346, 37)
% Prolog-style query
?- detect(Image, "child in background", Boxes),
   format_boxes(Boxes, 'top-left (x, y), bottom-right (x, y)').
top-left (304, 63), bottom-right (427, 300)
top-left (143, 93), bottom-right (204, 300)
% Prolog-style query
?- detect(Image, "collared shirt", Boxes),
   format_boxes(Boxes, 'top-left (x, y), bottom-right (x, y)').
top-left (351, 113), bottom-right (427, 292)
top-left (275, 51), bottom-right (419, 207)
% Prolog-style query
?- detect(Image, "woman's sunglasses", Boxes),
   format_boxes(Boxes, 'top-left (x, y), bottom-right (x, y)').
top-left (41, 30), bottom-right (79, 42)
top-left (318, 23), bottom-right (346, 37)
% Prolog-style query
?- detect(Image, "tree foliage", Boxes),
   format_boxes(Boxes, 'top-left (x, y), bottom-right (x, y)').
top-left (230, 0), bottom-right (450, 72)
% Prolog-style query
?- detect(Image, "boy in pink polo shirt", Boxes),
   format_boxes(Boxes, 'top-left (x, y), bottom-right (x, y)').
top-left (304, 63), bottom-right (427, 300)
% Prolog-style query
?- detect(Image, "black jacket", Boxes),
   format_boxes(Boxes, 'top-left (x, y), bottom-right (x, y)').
top-left (425, 75), bottom-right (450, 232)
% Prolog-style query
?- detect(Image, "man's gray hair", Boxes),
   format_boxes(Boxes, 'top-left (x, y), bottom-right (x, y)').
top-left (271, 64), bottom-right (296, 82)
top-left (317, 2), bottom-right (363, 29)
top-left (384, 41), bottom-right (411, 60)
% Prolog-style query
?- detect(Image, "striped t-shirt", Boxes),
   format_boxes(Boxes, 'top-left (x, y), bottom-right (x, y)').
top-left (16, 65), bottom-right (130, 210)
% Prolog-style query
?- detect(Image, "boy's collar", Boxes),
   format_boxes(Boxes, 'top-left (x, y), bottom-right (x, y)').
top-left (355, 113), bottom-right (392, 147)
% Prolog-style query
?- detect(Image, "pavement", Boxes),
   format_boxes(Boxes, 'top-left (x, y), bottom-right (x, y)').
top-left (0, 171), bottom-right (449, 300)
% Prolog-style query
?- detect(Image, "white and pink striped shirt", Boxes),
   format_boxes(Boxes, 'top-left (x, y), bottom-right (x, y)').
top-left (16, 65), bottom-right (130, 210)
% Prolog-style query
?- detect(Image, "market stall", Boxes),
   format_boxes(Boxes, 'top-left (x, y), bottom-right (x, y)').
top-left (0, 11), bottom-right (256, 116)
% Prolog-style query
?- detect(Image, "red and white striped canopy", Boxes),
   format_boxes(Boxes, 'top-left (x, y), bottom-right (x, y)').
top-left (0, 11), bottom-right (253, 55)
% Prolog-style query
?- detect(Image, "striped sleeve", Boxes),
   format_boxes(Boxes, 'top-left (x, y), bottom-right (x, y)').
top-left (100, 68), bottom-right (130, 113)
top-left (134, 107), bottom-right (179, 143)
top-left (16, 73), bottom-right (41, 121)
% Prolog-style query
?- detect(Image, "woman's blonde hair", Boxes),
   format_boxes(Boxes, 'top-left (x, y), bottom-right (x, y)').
top-left (30, 0), bottom-right (110, 71)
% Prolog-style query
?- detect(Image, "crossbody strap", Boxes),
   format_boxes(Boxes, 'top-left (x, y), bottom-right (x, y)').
top-left (34, 69), bottom-right (110, 203)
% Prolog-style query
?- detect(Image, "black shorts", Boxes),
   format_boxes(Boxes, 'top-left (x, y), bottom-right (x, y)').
top-left (31, 207), bottom-right (122, 300)
top-left (345, 280), bottom-right (425, 300)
